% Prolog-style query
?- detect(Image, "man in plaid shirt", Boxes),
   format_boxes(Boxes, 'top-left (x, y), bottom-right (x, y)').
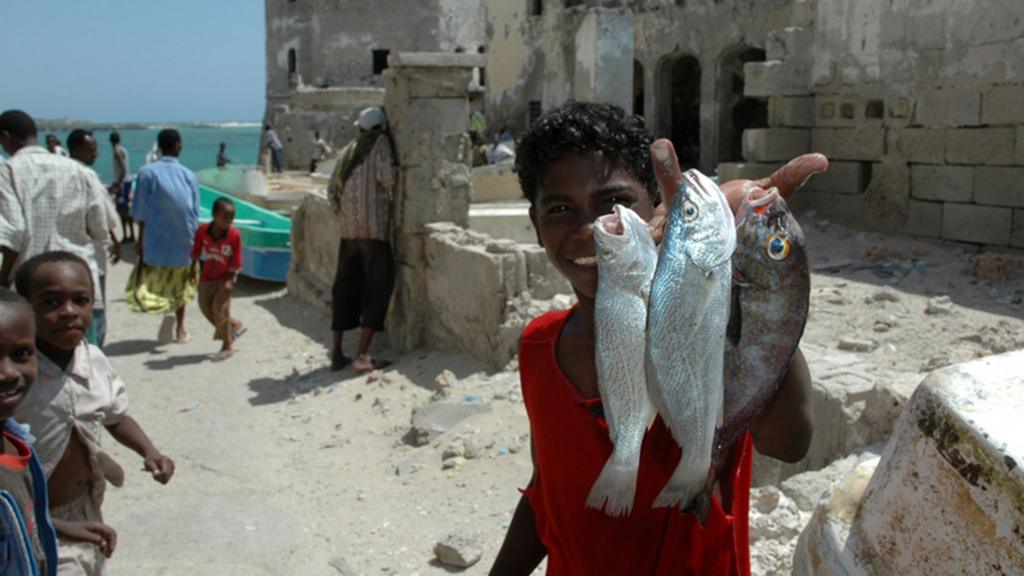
top-left (0, 110), bottom-right (110, 339)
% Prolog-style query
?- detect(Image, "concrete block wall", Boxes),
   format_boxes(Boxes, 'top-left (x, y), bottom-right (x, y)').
top-left (724, 1), bottom-right (1024, 250)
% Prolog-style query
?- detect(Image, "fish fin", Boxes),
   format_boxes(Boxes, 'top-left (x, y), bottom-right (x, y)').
top-left (586, 457), bottom-right (638, 517)
top-left (726, 285), bottom-right (742, 347)
top-left (690, 485), bottom-right (715, 528)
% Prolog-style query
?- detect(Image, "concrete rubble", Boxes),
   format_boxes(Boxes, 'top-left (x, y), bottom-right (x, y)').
top-left (433, 533), bottom-right (483, 569)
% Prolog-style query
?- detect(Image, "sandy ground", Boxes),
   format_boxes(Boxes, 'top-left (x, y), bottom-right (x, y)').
top-left (98, 219), bottom-right (1023, 575)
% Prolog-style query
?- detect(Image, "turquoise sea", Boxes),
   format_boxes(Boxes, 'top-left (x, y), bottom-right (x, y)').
top-left (33, 125), bottom-right (261, 185)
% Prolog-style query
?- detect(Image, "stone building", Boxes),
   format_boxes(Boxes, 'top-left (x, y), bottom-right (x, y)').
top-left (263, 0), bottom-right (486, 168)
top-left (485, 0), bottom-right (1024, 249)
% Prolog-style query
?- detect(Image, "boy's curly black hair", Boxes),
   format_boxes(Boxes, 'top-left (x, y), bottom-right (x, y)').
top-left (515, 101), bottom-right (658, 206)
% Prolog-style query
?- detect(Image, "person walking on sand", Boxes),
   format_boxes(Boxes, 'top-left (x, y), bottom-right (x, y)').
top-left (265, 124), bottom-right (284, 173)
top-left (68, 128), bottom-right (122, 348)
top-left (190, 197), bottom-right (244, 361)
top-left (309, 130), bottom-right (332, 174)
top-left (0, 110), bottom-right (110, 344)
top-left (327, 107), bottom-right (397, 373)
top-left (128, 128), bottom-right (200, 343)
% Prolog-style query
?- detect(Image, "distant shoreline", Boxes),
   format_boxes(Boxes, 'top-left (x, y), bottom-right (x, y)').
top-left (35, 119), bottom-right (262, 131)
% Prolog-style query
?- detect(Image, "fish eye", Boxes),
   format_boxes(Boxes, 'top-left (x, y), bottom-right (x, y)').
top-left (600, 246), bottom-right (614, 259)
top-left (682, 201), bottom-right (699, 222)
top-left (766, 233), bottom-right (791, 261)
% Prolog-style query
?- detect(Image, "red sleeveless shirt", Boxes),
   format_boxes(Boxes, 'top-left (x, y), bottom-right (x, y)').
top-left (520, 308), bottom-right (753, 576)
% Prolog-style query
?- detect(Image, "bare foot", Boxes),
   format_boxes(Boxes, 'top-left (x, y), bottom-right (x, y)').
top-left (175, 330), bottom-right (191, 343)
top-left (213, 349), bottom-right (235, 361)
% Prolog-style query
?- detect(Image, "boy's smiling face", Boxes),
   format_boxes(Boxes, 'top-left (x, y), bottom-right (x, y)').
top-left (26, 261), bottom-right (94, 352)
top-left (0, 304), bottom-right (36, 419)
top-left (530, 151), bottom-right (656, 301)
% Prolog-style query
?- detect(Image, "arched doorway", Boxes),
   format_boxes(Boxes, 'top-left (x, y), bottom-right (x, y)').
top-left (657, 54), bottom-right (701, 170)
top-left (633, 60), bottom-right (645, 117)
top-left (717, 46), bottom-right (767, 163)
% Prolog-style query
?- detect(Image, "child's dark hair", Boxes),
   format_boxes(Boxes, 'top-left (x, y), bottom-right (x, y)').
top-left (212, 197), bottom-right (235, 215)
top-left (515, 101), bottom-right (658, 206)
top-left (14, 251), bottom-right (93, 298)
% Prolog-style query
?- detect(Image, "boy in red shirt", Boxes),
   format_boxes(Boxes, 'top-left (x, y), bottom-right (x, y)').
top-left (490, 102), bottom-right (828, 575)
top-left (190, 198), bottom-right (244, 360)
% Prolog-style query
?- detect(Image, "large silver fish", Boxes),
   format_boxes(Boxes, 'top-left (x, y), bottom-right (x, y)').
top-left (645, 169), bottom-right (736, 511)
top-left (721, 188), bottom-right (809, 451)
top-left (588, 204), bottom-right (658, 516)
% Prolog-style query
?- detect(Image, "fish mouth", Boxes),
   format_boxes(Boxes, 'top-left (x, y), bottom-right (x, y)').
top-left (594, 205), bottom-right (632, 245)
top-left (738, 186), bottom-right (782, 223)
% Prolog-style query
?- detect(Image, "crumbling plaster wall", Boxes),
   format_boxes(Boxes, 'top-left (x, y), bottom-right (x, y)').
top-left (732, 0), bottom-right (1024, 249)
top-left (485, 0), bottom-right (810, 173)
top-left (264, 0), bottom-right (485, 169)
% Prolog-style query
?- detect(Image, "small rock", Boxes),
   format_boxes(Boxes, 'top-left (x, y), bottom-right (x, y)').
top-left (434, 369), bottom-right (457, 398)
top-left (434, 533), bottom-right (482, 568)
top-left (463, 438), bottom-right (482, 460)
top-left (442, 456), bottom-right (466, 470)
top-left (921, 353), bottom-right (952, 372)
top-left (825, 295), bottom-right (848, 306)
top-left (366, 370), bottom-right (381, 383)
top-left (868, 288), bottom-right (901, 303)
top-left (442, 440), bottom-right (466, 460)
top-left (329, 556), bottom-right (357, 576)
top-left (837, 337), bottom-right (878, 352)
top-left (925, 295), bottom-right (954, 315)
top-left (872, 321), bottom-right (892, 333)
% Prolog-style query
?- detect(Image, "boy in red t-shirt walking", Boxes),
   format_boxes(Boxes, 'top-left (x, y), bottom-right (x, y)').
top-left (190, 198), bottom-right (244, 360)
top-left (490, 102), bottom-right (829, 575)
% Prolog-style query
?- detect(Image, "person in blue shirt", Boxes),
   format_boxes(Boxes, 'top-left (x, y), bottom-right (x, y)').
top-left (0, 288), bottom-right (116, 576)
top-left (128, 129), bottom-right (200, 343)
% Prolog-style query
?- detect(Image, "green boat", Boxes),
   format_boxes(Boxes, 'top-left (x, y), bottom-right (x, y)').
top-left (199, 186), bottom-right (292, 282)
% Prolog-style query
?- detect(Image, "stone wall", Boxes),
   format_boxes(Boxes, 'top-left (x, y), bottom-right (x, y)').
top-left (265, 87), bottom-right (384, 170)
top-left (287, 203), bottom-right (571, 367)
top-left (730, 0), bottom-right (1024, 250)
top-left (264, 0), bottom-right (485, 170)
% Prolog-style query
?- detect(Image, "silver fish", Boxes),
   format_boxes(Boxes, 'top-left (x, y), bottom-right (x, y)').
top-left (645, 169), bottom-right (736, 511)
top-left (588, 204), bottom-right (658, 516)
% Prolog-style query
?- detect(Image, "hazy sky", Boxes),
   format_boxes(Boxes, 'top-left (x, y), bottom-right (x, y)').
top-left (0, 1), bottom-right (265, 123)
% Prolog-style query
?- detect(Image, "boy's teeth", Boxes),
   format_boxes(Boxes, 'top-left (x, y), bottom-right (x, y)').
top-left (573, 256), bottom-right (597, 266)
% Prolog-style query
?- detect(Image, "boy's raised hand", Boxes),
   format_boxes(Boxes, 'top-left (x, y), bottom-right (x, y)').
top-left (53, 519), bottom-right (118, 558)
top-left (647, 139), bottom-right (829, 244)
top-left (144, 452), bottom-right (176, 484)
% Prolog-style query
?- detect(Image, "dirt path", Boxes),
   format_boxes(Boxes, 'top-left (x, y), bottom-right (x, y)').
top-left (97, 219), bottom-right (1024, 574)
top-left (101, 246), bottom-right (532, 575)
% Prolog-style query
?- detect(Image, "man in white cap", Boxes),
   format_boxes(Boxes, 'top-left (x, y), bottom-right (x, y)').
top-left (326, 107), bottom-right (398, 372)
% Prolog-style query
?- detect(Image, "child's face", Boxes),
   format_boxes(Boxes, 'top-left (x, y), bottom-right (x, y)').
top-left (27, 262), bottom-right (93, 352)
top-left (529, 152), bottom-right (655, 301)
top-left (0, 305), bottom-right (36, 419)
top-left (213, 205), bottom-right (236, 231)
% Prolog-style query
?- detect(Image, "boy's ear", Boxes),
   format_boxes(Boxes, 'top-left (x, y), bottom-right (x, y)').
top-left (528, 205), bottom-right (543, 247)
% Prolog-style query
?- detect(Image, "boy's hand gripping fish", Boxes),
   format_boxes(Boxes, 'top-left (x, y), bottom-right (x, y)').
top-left (645, 169), bottom-right (735, 511)
top-left (588, 204), bottom-right (659, 516)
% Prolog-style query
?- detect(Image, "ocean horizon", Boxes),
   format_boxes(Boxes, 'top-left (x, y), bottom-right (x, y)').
top-left (4, 125), bottom-right (262, 185)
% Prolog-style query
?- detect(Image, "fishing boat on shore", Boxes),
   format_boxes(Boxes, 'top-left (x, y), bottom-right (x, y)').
top-left (196, 165), bottom-right (322, 214)
top-left (199, 186), bottom-right (291, 283)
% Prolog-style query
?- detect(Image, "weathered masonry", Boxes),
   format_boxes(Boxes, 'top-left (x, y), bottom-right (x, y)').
top-left (268, 0), bottom-right (1024, 248)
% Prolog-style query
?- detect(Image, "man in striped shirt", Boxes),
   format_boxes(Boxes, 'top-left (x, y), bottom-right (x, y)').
top-left (0, 110), bottom-right (110, 334)
top-left (327, 107), bottom-right (397, 373)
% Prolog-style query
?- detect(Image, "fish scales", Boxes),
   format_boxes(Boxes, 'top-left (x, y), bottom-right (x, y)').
top-left (645, 169), bottom-right (735, 512)
top-left (588, 204), bottom-right (658, 516)
top-left (720, 190), bottom-right (809, 449)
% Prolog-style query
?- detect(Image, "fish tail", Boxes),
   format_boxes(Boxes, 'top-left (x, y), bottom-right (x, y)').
top-left (586, 456), bottom-right (640, 517)
top-left (652, 457), bottom-right (709, 509)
